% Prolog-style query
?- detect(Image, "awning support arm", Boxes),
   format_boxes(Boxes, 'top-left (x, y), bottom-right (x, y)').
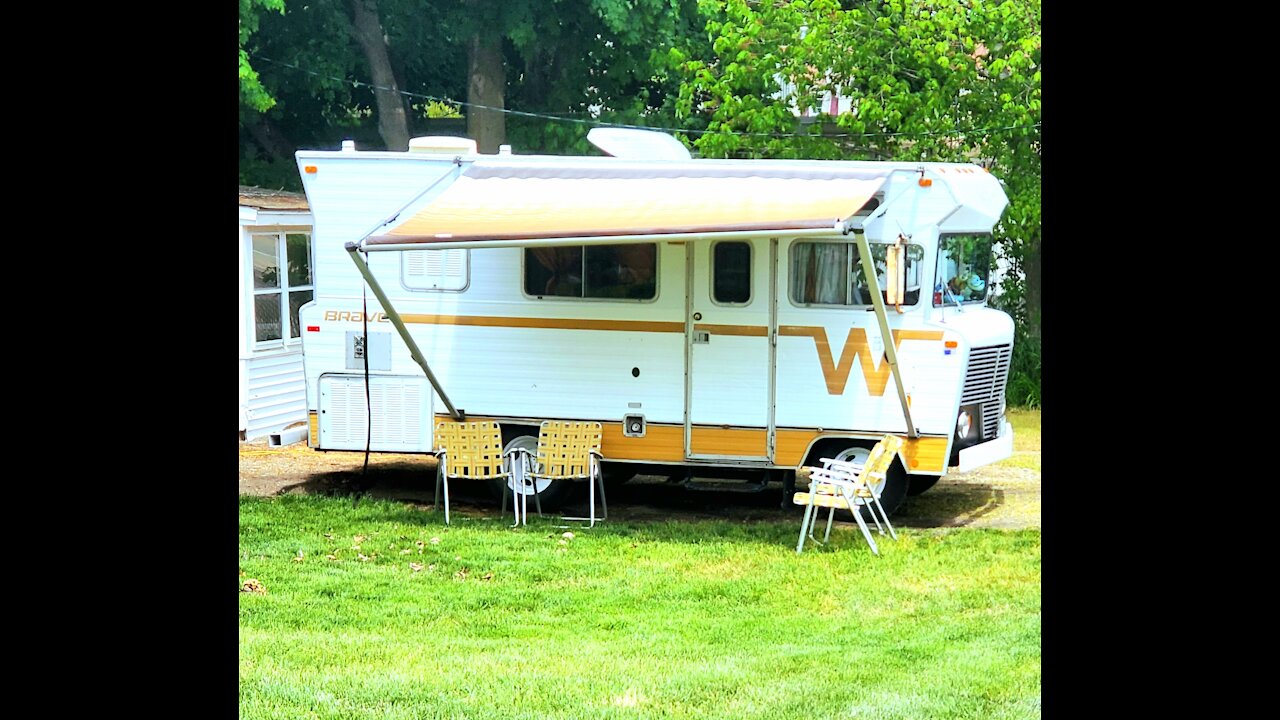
top-left (344, 243), bottom-right (464, 421)
top-left (853, 231), bottom-right (917, 438)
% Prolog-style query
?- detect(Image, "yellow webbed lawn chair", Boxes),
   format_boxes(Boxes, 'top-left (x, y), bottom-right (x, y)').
top-left (433, 420), bottom-right (510, 525)
top-left (793, 434), bottom-right (904, 554)
top-left (508, 420), bottom-right (606, 528)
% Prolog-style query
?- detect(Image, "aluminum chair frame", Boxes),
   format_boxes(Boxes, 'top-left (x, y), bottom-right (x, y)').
top-left (507, 420), bottom-right (607, 528)
top-left (432, 420), bottom-right (510, 525)
top-left (794, 435), bottom-right (904, 554)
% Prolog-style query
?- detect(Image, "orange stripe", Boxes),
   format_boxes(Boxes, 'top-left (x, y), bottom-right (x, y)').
top-left (689, 427), bottom-right (767, 456)
top-left (901, 436), bottom-right (948, 474)
top-left (693, 323), bottom-right (768, 337)
top-left (602, 423), bottom-right (686, 462)
top-left (400, 314), bottom-right (684, 333)
top-left (431, 415), bottom-right (947, 472)
top-left (774, 429), bottom-right (822, 466)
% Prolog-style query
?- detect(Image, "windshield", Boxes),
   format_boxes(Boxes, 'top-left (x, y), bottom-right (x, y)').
top-left (934, 234), bottom-right (993, 306)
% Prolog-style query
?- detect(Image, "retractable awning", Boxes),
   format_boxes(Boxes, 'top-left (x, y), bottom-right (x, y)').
top-left (364, 161), bottom-right (895, 247)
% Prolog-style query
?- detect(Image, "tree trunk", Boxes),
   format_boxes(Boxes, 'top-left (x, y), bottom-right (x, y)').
top-left (467, 33), bottom-right (506, 153)
top-left (348, 0), bottom-right (410, 151)
top-left (243, 113), bottom-right (296, 166)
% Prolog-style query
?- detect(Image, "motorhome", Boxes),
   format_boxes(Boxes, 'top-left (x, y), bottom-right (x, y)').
top-left (294, 130), bottom-right (1015, 515)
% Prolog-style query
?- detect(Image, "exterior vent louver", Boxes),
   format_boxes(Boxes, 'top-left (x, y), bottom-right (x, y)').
top-left (961, 344), bottom-right (1012, 440)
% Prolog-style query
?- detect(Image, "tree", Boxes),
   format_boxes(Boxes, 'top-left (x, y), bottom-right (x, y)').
top-left (670, 0), bottom-right (1041, 405)
top-left (239, 0), bottom-right (468, 188)
top-left (239, 0), bottom-right (286, 112)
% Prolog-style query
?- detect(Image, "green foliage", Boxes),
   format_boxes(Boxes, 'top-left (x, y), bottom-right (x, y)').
top-left (416, 100), bottom-right (463, 119)
top-left (239, 0), bottom-right (285, 112)
top-left (1005, 328), bottom-right (1042, 408)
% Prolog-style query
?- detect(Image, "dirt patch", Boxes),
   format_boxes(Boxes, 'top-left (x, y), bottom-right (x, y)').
top-left (239, 436), bottom-right (1040, 530)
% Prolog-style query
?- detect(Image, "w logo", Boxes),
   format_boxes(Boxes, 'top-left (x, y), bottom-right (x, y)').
top-left (779, 327), bottom-right (943, 395)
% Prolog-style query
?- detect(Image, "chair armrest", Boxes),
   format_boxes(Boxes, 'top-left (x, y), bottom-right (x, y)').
top-left (807, 466), bottom-right (869, 491)
top-left (819, 457), bottom-right (866, 473)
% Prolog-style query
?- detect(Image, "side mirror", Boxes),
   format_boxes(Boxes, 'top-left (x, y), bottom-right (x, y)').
top-left (885, 237), bottom-right (906, 307)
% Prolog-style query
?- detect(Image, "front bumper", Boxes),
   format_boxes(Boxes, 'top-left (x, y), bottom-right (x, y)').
top-left (956, 420), bottom-right (1014, 473)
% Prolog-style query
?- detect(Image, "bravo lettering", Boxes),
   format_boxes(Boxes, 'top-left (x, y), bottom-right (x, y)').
top-left (323, 310), bottom-right (390, 323)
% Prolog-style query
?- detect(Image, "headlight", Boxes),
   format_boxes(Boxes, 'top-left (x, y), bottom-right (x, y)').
top-left (956, 410), bottom-right (972, 438)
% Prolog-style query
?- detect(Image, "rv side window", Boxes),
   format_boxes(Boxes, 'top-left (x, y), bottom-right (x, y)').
top-left (789, 241), bottom-right (922, 306)
top-left (934, 234), bottom-right (993, 306)
top-left (402, 249), bottom-right (468, 291)
top-left (712, 241), bottom-right (751, 304)
top-left (524, 244), bottom-right (657, 300)
top-left (252, 232), bottom-right (313, 345)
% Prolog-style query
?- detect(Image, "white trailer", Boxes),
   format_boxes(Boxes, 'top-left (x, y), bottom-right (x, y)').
top-left (294, 131), bottom-right (1015, 515)
top-left (238, 187), bottom-right (314, 442)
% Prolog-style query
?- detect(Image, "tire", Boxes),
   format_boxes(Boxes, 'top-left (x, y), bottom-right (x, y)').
top-left (488, 432), bottom-right (575, 510)
top-left (825, 444), bottom-right (909, 518)
top-left (907, 474), bottom-right (942, 496)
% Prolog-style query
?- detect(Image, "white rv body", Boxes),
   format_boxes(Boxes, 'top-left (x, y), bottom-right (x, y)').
top-left (294, 137), bottom-right (1015, 504)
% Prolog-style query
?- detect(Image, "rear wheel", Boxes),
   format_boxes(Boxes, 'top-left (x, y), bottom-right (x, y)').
top-left (489, 432), bottom-right (575, 510)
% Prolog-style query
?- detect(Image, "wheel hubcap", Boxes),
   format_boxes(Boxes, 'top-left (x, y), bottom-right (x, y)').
top-left (504, 435), bottom-right (554, 496)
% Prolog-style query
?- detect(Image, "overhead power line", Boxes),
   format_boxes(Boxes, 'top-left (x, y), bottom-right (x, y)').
top-left (253, 55), bottom-right (1039, 141)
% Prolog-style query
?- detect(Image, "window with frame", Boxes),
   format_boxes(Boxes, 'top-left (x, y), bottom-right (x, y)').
top-left (933, 233), bottom-right (993, 306)
top-left (712, 241), bottom-right (752, 304)
top-left (524, 244), bottom-right (657, 300)
top-left (789, 240), bottom-right (923, 306)
top-left (252, 232), bottom-right (313, 344)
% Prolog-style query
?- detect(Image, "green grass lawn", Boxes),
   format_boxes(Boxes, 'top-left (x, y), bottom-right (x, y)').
top-left (240, 497), bottom-right (1040, 719)
top-left (1000, 407), bottom-right (1041, 472)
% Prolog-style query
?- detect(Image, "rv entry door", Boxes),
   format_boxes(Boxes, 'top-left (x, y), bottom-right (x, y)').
top-left (684, 238), bottom-right (776, 462)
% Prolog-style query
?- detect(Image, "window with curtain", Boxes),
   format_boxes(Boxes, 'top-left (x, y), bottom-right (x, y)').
top-left (790, 241), bottom-right (922, 306)
top-left (525, 244), bottom-right (657, 300)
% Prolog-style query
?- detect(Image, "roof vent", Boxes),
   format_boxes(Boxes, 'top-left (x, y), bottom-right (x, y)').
top-left (408, 136), bottom-right (478, 155)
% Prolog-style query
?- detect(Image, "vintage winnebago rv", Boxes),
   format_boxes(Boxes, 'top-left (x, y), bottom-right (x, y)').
top-left (294, 130), bottom-right (1015, 516)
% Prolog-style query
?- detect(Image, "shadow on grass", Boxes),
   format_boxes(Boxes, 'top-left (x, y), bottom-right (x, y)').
top-left (272, 466), bottom-right (1019, 530)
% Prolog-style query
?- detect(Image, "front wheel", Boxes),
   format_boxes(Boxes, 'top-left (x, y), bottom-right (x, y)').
top-left (489, 433), bottom-right (575, 510)
top-left (827, 445), bottom-right (909, 518)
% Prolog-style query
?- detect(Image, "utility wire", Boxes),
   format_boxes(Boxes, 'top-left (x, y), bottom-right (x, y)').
top-left (253, 55), bottom-right (1039, 141)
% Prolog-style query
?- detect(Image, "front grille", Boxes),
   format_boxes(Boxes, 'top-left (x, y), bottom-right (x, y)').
top-left (962, 344), bottom-right (1012, 440)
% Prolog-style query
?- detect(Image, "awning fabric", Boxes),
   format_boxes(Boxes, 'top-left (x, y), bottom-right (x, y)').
top-left (366, 161), bottom-right (893, 246)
